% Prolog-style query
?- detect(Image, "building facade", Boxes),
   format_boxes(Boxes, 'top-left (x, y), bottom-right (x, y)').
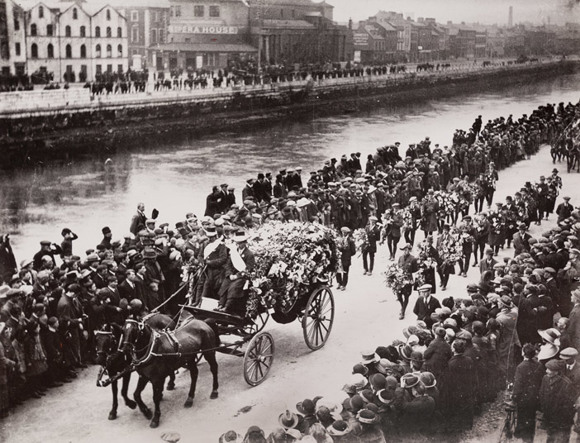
top-left (154, 0), bottom-right (255, 71)
top-left (249, 0), bottom-right (352, 66)
top-left (22, 1), bottom-right (128, 82)
top-left (119, 0), bottom-right (170, 71)
top-left (0, 0), bottom-right (27, 76)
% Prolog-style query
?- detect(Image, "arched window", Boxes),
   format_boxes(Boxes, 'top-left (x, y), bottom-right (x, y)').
top-left (117, 27), bottom-right (122, 38)
top-left (73, 8), bottom-right (78, 20)
top-left (95, 26), bottom-right (100, 37)
top-left (80, 44), bottom-right (86, 58)
top-left (106, 26), bottom-right (111, 37)
top-left (95, 44), bottom-right (101, 58)
top-left (65, 44), bottom-right (72, 58)
top-left (117, 44), bottom-right (122, 57)
top-left (38, 5), bottom-right (43, 18)
top-left (106, 44), bottom-right (112, 58)
top-left (47, 43), bottom-right (54, 58)
top-left (31, 43), bottom-right (38, 58)
top-left (106, 9), bottom-right (111, 20)
top-left (80, 26), bottom-right (86, 37)
top-left (30, 23), bottom-right (37, 36)
top-left (65, 25), bottom-right (71, 37)
top-left (46, 24), bottom-right (53, 36)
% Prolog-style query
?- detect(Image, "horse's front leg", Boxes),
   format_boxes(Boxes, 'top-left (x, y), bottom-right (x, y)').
top-left (150, 380), bottom-right (164, 428)
top-left (121, 373), bottom-right (136, 409)
top-left (133, 375), bottom-right (152, 420)
top-left (167, 371), bottom-right (176, 391)
top-left (108, 380), bottom-right (118, 420)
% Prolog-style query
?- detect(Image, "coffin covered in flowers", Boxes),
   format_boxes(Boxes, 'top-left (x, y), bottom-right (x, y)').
top-left (245, 222), bottom-right (340, 318)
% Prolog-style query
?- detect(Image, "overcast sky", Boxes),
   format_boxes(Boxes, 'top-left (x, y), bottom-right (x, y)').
top-left (317, 0), bottom-right (580, 25)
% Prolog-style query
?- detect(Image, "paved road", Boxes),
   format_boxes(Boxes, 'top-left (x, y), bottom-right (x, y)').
top-left (1, 144), bottom-right (578, 443)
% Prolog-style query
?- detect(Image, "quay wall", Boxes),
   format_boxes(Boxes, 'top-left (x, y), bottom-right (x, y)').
top-left (0, 60), bottom-right (578, 167)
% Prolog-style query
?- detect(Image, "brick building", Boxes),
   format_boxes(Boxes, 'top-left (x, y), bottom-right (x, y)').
top-left (117, 0), bottom-right (170, 71)
top-left (155, 0), bottom-right (255, 71)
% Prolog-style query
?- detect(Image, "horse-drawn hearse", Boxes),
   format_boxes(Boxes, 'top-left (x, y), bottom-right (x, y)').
top-left (96, 222), bottom-right (338, 428)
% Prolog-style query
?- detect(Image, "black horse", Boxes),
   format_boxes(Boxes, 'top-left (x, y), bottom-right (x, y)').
top-left (121, 315), bottom-right (219, 428)
top-left (95, 313), bottom-right (177, 420)
top-left (95, 324), bottom-right (137, 420)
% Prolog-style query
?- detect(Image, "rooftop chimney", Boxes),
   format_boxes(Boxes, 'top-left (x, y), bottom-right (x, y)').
top-left (508, 6), bottom-right (513, 27)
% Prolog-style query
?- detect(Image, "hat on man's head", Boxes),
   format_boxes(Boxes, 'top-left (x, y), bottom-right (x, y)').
top-left (204, 227), bottom-right (218, 237)
top-left (399, 243), bottom-right (412, 251)
top-left (233, 230), bottom-right (248, 243)
top-left (361, 350), bottom-right (379, 365)
top-left (546, 359), bottom-right (566, 372)
top-left (102, 226), bottom-right (111, 235)
top-left (560, 347), bottom-right (579, 360)
top-left (278, 410), bottom-right (300, 429)
top-left (400, 373), bottom-right (420, 389)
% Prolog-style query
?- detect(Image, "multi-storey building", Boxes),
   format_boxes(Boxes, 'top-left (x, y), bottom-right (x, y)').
top-left (1, 0), bottom-right (27, 76)
top-left (248, 0), bottom-right (352, 66)
top-left (118, 0), bottom-right (170, 70)
top-left (16, 0), bottom-right (128, 82)
top-left (158, 0), bottom-right (255, 71)
top-left (87, 3), bottom-right (128, 78)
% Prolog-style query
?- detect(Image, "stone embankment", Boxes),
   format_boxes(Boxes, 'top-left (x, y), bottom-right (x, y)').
top-left (0, 59), bottom-right (577, 166)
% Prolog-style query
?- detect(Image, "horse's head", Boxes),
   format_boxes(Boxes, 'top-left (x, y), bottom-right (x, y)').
top-left (120, 318), bottom-right (150, 358)
top-left (94, 324), bottom-right (119, 366)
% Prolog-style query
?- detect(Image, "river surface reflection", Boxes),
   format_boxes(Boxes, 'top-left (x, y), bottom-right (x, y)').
top-left (1, 73), bottom-right (579, 260)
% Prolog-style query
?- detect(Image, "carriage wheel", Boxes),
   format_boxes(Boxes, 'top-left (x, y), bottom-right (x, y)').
top-left (243, 332), bottom-right (275, 387)
top-left (302, 286), bottom-right (334, 351)
top-left (242, 310), bottom-right (270, 336)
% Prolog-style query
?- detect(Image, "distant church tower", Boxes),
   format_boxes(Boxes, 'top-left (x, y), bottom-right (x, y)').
top-left (508, 6), bottom-right (513, 27)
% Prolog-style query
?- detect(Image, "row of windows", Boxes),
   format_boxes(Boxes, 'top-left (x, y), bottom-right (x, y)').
top-left (168, 5), bottom-right (220, 18)
top-left (130, 10), bottom-right (164, 22)
top-left (37, 6), bottom-right (113, 20)
top-left (29, 24), bottom-right (122, 38)
top-left (29, 43), bottom-right (123, 59)
top-left (130, 27), bottom-right (164, 44)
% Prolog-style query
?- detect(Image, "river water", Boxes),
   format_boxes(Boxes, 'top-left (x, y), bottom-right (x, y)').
top-left (1, 73), bottom-right (579, 262)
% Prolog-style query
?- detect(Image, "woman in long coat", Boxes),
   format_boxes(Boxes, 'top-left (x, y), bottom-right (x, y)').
top-left (444, 340), bottom-right (476, 433)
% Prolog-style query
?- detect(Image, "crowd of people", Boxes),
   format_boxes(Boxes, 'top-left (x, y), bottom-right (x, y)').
top-left (0, 97), bottom-right (578, 443)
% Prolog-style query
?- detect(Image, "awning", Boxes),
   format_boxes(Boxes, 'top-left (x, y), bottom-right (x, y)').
top-left (154, 43), bottom-right (258, 53)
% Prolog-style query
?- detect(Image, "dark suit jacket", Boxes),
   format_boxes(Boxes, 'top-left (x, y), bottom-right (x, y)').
top-left (479, 258), bottom-right (498, 275)
top-left (413, 296), bottom-right (441, 326)
top-left (423, 337), bottom-right (452, 379)
top-left (514, 359), bottom-right (544, 406)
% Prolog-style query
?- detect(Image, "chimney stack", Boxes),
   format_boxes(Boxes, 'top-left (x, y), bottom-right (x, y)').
top-left (508, 6), bottom-right (513, 27)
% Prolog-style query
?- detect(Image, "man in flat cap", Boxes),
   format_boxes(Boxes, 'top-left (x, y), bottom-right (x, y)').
top-left (413, 284), bottom-right (440, 328)
top-left (539, 358), bottom-right (577, 443)
top-left (556, 196), bottom-right (573, 223)
top-left (33, 240), bottom-right (62, 271)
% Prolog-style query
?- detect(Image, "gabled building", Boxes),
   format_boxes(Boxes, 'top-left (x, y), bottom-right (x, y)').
top-left (14, 0), bottom-right (128, 82)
